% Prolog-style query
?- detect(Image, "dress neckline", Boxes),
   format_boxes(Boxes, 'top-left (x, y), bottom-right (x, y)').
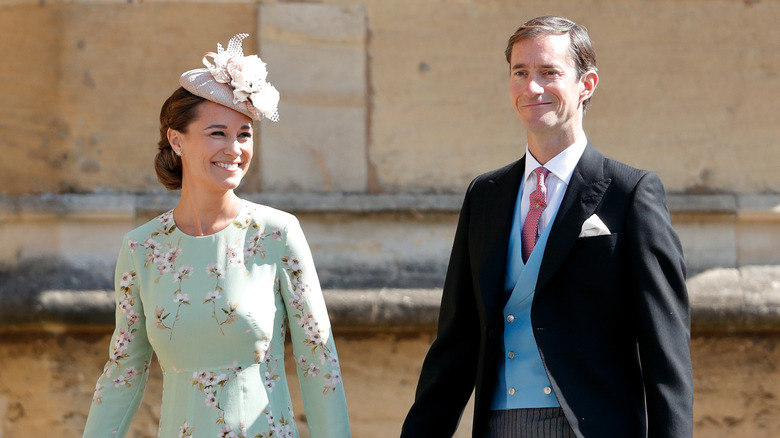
top-left (170, 199), bottom-right (247, 238)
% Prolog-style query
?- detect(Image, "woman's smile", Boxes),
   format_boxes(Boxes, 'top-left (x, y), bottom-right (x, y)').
top-left (213, 161), bottom-right (242, 171)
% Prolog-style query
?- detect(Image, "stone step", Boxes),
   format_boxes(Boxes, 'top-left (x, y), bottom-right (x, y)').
top-left (2, 265), bottom-right (780, 334)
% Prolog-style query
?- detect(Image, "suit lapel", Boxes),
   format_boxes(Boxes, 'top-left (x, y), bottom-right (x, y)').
top-left (476, 158), bottom-right (525, 314)
top-left (537, 143), bottom-right (611, 291)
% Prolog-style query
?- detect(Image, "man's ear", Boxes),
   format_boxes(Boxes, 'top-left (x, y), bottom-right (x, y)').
top-left (580, 70), bottom-right (599, 102)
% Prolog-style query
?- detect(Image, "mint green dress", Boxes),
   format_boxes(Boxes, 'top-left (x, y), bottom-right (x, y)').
top-left (83, 200), bottom-right (350, 438)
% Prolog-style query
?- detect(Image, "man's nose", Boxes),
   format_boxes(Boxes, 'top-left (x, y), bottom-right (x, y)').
top-left (526, 77), bottom-right (544, 95)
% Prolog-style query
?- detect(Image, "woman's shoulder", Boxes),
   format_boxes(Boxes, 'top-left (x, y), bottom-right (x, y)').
top-left (240, 200), bottom-right (300, 229)
top-left (120, 201), bottom-right (302, 244)
top-left (124, 209), bottom-right (177, 242)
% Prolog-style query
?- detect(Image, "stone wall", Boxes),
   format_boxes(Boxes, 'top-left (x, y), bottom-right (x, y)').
top-left (1, 0), bottom-right (779, 282)
top-left (2, 0), bottom-right (780, 436)
top-left (1, 0), bottom-right (778, 195)
top-left (1, 330), bottom-right (779, 437)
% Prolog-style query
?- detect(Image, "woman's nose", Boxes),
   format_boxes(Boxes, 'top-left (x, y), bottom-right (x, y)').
top-left (225, 139), bottom-right (242, 156)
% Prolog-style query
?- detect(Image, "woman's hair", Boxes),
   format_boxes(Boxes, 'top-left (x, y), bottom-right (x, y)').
top-left (154, 87), bottom-right (206, 190)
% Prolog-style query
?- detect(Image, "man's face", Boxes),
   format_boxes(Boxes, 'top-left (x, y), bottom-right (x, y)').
top-left (508, 33), bottom-right (590, 138)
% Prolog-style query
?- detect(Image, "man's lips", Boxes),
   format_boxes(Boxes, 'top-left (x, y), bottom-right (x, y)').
top-left (521, 102), bottom-right (551, 108)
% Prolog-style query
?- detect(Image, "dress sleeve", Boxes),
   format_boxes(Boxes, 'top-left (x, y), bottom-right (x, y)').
top-left (83, 236), bottom-right (154, 437)
top-left (277, 218), bottom-right (351, 437)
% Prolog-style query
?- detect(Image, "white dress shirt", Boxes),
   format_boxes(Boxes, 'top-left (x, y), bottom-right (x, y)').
top-left (519, 135), bottom-right (589, 237)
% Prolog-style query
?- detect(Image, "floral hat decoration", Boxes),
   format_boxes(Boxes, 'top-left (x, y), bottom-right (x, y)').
top-left (180, 33), bottom-right (279, 122)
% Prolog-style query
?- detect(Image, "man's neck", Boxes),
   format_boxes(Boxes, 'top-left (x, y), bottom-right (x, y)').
top-left (527, 127), bottom-right (586, 165)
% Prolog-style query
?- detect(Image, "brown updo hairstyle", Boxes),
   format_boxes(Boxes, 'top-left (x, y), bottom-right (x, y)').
top-left (154, 87), bottom-right (207, 190)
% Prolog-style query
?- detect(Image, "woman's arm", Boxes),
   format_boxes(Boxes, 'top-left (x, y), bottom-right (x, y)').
top-left (278, 218), bottom-right (350, 437)
top-left (82, 236), bottom-right (154, 437)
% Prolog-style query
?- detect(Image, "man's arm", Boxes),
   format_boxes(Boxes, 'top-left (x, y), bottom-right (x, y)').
top-left (400, 179), bottom-right (482, 437)
top-left (626, 172), bottom-right (693, 437)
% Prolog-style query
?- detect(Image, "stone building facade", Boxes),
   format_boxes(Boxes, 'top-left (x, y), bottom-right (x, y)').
top-left (1, 0), bottom-right (779, 436)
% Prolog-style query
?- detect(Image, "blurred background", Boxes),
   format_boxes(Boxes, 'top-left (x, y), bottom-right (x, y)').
top-left (1, 0), bottom-right (779, 436)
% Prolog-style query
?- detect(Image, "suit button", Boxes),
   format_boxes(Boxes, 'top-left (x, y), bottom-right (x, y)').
top-left (544, 386), bottom-right (552, 395)
top-left (506, 314), bottom-right (515, 323)
top-left (508, 387), bottom-right (516, 396)
top-left (507, 351), bottom-right (515, 359)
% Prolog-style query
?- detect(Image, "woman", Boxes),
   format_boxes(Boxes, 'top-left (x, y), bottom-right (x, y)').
top-left (83, 34), bottom-right (350, 437)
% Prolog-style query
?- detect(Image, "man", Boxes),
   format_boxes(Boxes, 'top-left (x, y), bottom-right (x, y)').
top-left (400, 15), bottom-right (693, 438)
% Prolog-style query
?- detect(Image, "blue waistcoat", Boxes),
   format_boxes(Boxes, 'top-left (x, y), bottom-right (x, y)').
top-left (490, 183), bottom-right (561, 410)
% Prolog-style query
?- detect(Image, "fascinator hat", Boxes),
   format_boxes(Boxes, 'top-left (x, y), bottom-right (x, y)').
top-left (179, 33), bottom-right (280, 122)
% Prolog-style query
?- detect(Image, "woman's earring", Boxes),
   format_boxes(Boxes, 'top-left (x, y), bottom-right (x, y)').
top-left (175, 148), bottom-right (182, 157)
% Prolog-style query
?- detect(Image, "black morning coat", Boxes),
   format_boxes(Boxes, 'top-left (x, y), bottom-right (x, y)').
top-left (401, 143), bottom-right (693, 438)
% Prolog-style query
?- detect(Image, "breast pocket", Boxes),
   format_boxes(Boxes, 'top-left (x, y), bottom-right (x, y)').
top-left (575, 233), bottom-right (618, 250)
top-left (566, 233), bottom-right (620, 288)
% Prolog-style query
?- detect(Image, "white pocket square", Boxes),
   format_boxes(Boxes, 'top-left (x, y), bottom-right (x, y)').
top-left (579, 214), bottom-right (611, 237)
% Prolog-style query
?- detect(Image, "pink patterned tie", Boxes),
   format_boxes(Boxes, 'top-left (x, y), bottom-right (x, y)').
top-left (522, 167), bottom-right (550, 263)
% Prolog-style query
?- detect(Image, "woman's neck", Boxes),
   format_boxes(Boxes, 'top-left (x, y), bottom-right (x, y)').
top-left (173, 188), bottom-right (242, 236)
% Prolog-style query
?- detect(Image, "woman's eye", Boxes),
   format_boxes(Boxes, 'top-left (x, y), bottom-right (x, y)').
top-left (239, 132), bottom-right (252, 139)
top-left (210, 131), bottom-right (225, 137)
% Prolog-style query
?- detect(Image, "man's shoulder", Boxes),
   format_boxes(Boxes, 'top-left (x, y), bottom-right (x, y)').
top-left (595, 151), bottom-right (665, 194)
top-left (469, 159), bottom-right (523, 188)
top-left (602, 155), bottom-right (647, 178)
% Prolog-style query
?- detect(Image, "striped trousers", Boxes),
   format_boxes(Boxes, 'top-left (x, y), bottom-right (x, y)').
top-left (483, 407), bottom-right (577, 438)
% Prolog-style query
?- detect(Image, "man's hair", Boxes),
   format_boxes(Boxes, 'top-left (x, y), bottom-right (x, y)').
top-left (505, 15), bottom-right (597, 110)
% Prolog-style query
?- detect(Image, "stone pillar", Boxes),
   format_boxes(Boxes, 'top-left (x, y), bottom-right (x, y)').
top-left (258, 4), bottom-right (368, 193)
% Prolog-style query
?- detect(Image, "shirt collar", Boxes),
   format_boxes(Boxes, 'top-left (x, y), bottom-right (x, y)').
top-left (523, 134), bottom-right (588, 186)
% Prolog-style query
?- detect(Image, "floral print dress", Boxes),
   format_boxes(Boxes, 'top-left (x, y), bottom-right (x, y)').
top-left (83, 200), bottom-right (350, 438)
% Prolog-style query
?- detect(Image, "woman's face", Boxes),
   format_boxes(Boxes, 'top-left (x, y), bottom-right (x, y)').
top-left (169, 101), bottom-right (254, 195)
